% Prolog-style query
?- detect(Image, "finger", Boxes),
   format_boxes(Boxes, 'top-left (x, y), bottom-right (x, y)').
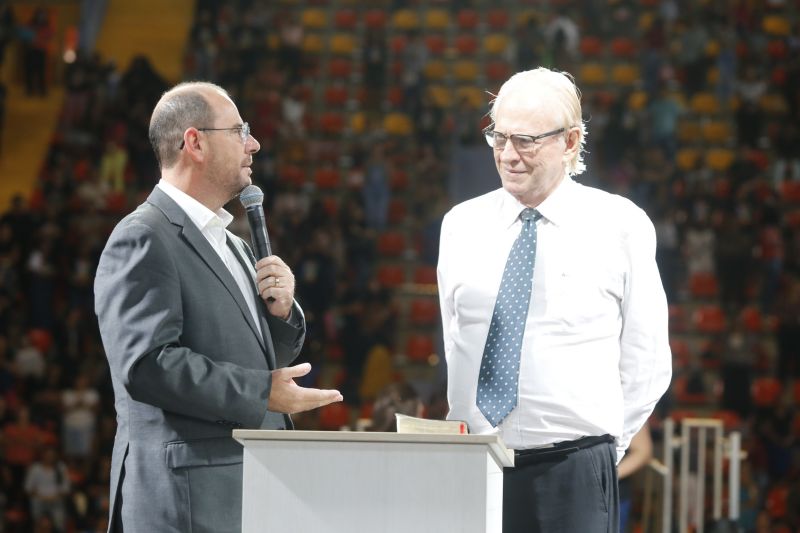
top-left (299, 388), bottom-right (344, 410)
top-left (279, 362), bottom-right (312, 380)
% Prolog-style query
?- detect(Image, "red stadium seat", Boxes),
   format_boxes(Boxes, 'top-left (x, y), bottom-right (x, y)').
top-left (318, 112), bottom-right (345, 135)
top-left (388, 199), bottom-right (407, 224)
top-left (425, 34), bottom-right (447, 55)
top-left (377, 265), bottom-right (406, 287)
top-left (486, 60), bottom-right (512, 82)
top-left (278, 165), bottom-right (305, 187)
top-left (579, 36), bottom-right (604, 57)
top-left (693, 305), bottom-right (726, 333)
top-left (711, 410), bottom-right (742, 431)
top-left (365, 10), bottom-right (386, 29)
top-left (455, 34), bottom-right (478, 55)
top-left (28, 328), bottom-right (53, 353)
top-left (410, 298), bottom-right (439, 326)
top-left (456, 9), bottom-right (479, 30)
top-left (314, 168), bottom-right (341, 189)
top-left (766, 485), bottom-right (788, 518)
top-left (487, 9), bottom-right (509, 30)
top-left (689, 272), bottom-right (719, 298)
top-left (324, 86), bottom-right (348, 107)
top-left (413, 265), bottom-right (437, 285)
top-left (669, 339), bottom-right (690, 369)
top-left (377, 232), bottom-right (406, 257)
top-left (406, 334), bottom-right (435, 362)
top-left (334, 9), bottom-right (358, 30)
top-left (390, 169), bottom-right (409, 191)
top-left (328, 58), bottom-right (352, 79)
top-left (318, 403), bottom-right (351, 430)
top-left (610, 37), bottom-right (637, 58)
top-left (751, 377), bottom-right (782, 407)
top-left (738, 306), bottom-right (762, 332)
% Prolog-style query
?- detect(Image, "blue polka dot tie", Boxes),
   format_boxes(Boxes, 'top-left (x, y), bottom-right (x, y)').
top-left (477, 208), bottom-right (542, 427)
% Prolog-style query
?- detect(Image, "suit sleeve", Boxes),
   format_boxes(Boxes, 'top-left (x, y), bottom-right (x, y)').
top-left (95, 221), bottom-right (272, 428)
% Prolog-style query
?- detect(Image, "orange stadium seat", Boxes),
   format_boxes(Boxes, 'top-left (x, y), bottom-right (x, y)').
top-left (580, 63), bottom-right (607, 85)
top-left (752, 378), bottom-right (782, 407)
top-left (453, 60), bottom-right (479, 82)
top-left (302, 34), bottom-right (324, 54)
top-left (693, 305), bottom-right (726, 333)
top-left (487, 9), bottom-right (509, 30)
top-left (484, 34), bottom-right (509, 55)
top-left (689, 272), bottom-right (719, 298)
top-left (455, 34), bottom-right (478, 56)
top-left (410, 299), bottom-right (439, 326)
top-left (706, 149), bottom-right (735, 171)
top-left (330, 34), bottom-right (356, 55)
top-left (611, 64), bottom-right (639, 85)
top-left (334, 9), bottom-right (358, 30)
top-left (676, 148), bottom-right (700, 170)
top-left (413, 265), bottom-right (437, 285)
top-left (457, 9), bottom-right (479, 30)
top-left (328, 58), bottom-right (352, 79)
top-left (580, 36), bottom-right (604, 57)
top-left (738, 306), bottom-right (762, 332)
top-left (486, 61), bottom-right (511, 82)
top-left (377, 265), bottom-right (406, 287)
top-left (377, 232), bottom-right (406, 257)
top-left (365, 10), bottom-right (386, 29)
top-left (324, 86), bottom-right (348, 107)
top-left (425, 34), bottom-right (447, 55)
top-left (690, 92), bottom-right (720, 114)
top-left (762, 15), bottom-right (791, 36)
top-left (392, 9), bottom-right (419, 31)
top-left (406, 334), bottom-right (435, 362)
top-left (388, 199), bottom-right (407, 224)
top-left (610, 37), bottom-right (636, 58)
top-left (425, 9), bottom-right (450, 30)
top-left (314, 167), bottom-right (341, 189)
top-left (301, 9), bottom-right (327, 29)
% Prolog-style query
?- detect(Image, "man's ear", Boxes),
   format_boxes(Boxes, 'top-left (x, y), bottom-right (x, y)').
top-left (563, 127), bottom-right (581, 158)
top-left (182, 128), bottom-right (206, 163)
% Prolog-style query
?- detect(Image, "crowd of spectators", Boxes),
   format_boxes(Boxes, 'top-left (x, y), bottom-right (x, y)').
top-left (0, 0), bottom-right (799, 531)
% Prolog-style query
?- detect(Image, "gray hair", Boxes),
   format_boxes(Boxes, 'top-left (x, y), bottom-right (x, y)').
top-left (489, 67), bottom-right (587, 176)
top-left (148, 81), bottom-right (229, 169)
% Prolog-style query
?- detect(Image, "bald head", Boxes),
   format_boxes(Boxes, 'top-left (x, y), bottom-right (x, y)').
top-left (148, 82), bottom-right (231, 169)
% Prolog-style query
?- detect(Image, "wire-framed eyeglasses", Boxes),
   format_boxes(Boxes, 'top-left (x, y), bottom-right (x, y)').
top-left (483, 126), bottom-right (565, 153)
top-left (179, 122), bottom-right (250, 149)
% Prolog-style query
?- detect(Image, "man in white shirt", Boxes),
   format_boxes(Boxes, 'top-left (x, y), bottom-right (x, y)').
top-left (95, 82), bottom-right (342, 533)
top-left (437, 67), bottom-right (671, 532)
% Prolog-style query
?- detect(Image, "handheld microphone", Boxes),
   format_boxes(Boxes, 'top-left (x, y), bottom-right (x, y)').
top-left (239, 185), bottom-right (272, 259)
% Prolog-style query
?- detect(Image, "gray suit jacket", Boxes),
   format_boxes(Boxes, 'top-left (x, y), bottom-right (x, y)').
top-left (95, 187), bottom-right (305, 533)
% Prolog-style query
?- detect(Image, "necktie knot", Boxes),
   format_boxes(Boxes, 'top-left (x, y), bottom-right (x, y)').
top-left (520, 208), bottom-right (541, 223)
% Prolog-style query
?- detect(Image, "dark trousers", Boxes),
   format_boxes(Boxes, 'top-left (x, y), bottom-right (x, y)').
top-left (503, 437), bottom-right (619, 533)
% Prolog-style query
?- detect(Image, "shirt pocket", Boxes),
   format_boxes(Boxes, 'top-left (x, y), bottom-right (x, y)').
top-left (548, 261), bottom-right (624, 327)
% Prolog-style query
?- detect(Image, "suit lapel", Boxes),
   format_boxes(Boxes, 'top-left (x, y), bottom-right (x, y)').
top-left (227, 235), bottom-right (278, 371)
top-left (146, 188), bottom-right (267, 353)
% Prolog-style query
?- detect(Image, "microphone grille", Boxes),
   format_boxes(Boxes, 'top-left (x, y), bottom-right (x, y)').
top-left (239, 185), bottom-right (264, 209)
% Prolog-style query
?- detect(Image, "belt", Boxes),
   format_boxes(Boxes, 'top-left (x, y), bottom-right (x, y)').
top-left (511, 434), bottom-right (614, 467)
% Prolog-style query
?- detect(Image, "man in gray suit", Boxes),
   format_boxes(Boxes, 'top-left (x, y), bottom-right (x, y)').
top-left (95, 81), bottom-right (343, 533)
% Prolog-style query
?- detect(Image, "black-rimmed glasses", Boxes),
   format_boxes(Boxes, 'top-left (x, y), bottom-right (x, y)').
top-left (179, 122), bottom-right (250, 149)
top-left (483, 126), bottom-right (565, 153)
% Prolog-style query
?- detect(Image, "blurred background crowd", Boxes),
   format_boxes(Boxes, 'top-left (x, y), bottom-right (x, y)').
top-left (0, 0), bottom-right (799, 531)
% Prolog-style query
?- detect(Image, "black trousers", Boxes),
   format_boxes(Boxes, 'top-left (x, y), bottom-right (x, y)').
top-left (503, 436), bottom-right (619, 533)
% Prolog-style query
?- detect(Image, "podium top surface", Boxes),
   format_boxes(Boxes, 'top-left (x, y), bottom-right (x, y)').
top-left (233, 430), bottom-right (514, 467)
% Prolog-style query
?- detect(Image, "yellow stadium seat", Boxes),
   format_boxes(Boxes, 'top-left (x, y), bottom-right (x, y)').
top-left (677, 121), bottom-right (701, 143)
top-left (456, 86), bottom-right (485, 108)
top-left (392, 9), bottom-right (419, 31)
top-left (611, 64), bottom-right (639, 85)
top-left (330, 34), bottom-right (356, 55)
top-left (484, 34), bottom-right (509, 55)
top-left (580, 63), bottom-right (607, 85)
top-left (302, 34), bottom-right (324, 54)
top-left (427, 85), bottom-right (451, 108)
top-left (760, 93), bottom-right (788, 113)
top-left (383, 112), bottom-right (413, 136)
top-left (763, 15), bottom-right (791, 36)
top-left (706, 67), bottom-right (719, 85)
top-left (702, 121), bottom-right (731, 143)
top-left (267, 34), bottom-right (280, 51)
top-left (690, 93), bottom-right (720, 114)
top-left (425, 9), bottom-right (450, 30)
top-left (423, 60), bottom-right (447, 81)
top-left (638, 12), bottom-right (654, 31)
top-left (350, 112), bottom-right (366, 134)
top-left (628, 91), bottom-right (648, 111)
top-left (301, 8), bottom-right (327, 29)
top-left (705, 40), bottom-right (720, 57)
top-left (706, 149), bottom-right (735, 171)
top-left (677, 148), bottom-right (700, 170)
top-left (453, 60), bottom-right (479, 82)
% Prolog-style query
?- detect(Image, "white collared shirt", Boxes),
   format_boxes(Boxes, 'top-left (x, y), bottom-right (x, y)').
top-left (157, 180), bottom-right (263, 337)
top-left (437, 177), bottom-right (672, 460)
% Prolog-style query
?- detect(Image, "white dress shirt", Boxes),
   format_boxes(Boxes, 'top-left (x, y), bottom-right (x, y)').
top-left (157, 180), bottom-right (263, 337)
top-left (437, 177), bottom-right (672, 460)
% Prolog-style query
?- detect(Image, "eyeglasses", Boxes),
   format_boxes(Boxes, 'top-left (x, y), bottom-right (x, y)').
top-left (179, 122), bottom-right (250, 149)
top-left (483, 126), bottom-right (565, 153)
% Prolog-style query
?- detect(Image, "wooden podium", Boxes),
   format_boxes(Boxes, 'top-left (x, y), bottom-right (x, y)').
top-left (233, 430), bottom-right (514, 533)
